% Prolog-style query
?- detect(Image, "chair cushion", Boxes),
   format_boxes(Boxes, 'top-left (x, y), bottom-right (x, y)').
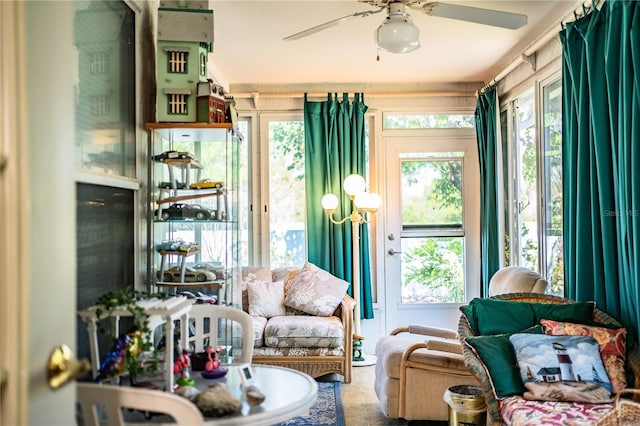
top-left (263, 315), bottom-right (343, 348)
top-left (500, 395), bottom-right (613, 425)
top-left (241, 266), bottom-right (273, 311)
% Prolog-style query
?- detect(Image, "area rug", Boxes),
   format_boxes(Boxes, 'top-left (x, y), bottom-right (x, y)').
top-left (273, 381), bottom-right (345, 426)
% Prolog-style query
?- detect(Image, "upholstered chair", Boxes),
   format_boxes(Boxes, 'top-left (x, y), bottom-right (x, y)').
top-left (488, 266), bottom-right (548, 296)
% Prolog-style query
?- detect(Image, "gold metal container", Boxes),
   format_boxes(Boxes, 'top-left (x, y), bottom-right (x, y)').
top-left (445, 385), bottom-right (487, 426)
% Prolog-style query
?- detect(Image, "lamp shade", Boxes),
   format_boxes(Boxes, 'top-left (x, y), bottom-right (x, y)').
top-left (354, 192), bottom-right (382, 212)
top-left (321, 193), bottom-right (339, 213)
top-left (375, 8), bottom-right (420, 54)
top-left (343, 174), bottom-right (366, 197)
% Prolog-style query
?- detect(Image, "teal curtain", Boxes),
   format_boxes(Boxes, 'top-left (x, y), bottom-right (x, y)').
top-left (475, 86), bottom-right (501, 297)
top-left (304, 93), bottom-right (373, 320)
top-left (561, 0), bottom-right (640, 338)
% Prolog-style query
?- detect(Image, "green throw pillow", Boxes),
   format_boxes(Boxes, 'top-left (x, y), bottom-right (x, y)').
top-left (463, 326), bottom-right (542, 399)
top-left (466, 298), bottom-right (596, 336)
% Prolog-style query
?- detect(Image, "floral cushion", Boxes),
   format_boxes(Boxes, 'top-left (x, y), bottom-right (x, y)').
top-left (251, 315), bottom-right (267, 347)
top-left (241, 266), bottom-right (272, 311)
top-left (253, 346), bottom-right (344, 357)
top-left (500, 395), bottom-right (613, 426)
top-left (247, 280), bottom-right (286, 318)
top-left (284, 262), bottom-right (349, 316)
top-left (263, 315), bottom-right (343, 348)
top-left (540, 319), bottom-right (627, 393)
top-left (509, 334), bottom-right (613, 403)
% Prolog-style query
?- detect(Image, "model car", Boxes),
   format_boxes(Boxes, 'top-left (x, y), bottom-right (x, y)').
top-left (161, 266), bottom-right (215, 283)
top-left (158, 181), bottom-right (186, 189)
top-left (154, 239), bottom-right (184, 252)
top-left (191, 262), bottom-right (226, 280)
top-left (178, 242), bottom-right (200, 253)
top-left (155, 203), bottom-right (212, 220)
top-left (189, 179), bottom-right (224, 190)
top-left (152, 150), bottom-right (194, 163)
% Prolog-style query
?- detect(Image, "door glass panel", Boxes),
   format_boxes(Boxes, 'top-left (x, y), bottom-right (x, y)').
top-left (543, 79), bottom-right (564, 296)
top-left (268, 120), bottom-right (306, 268)
top-left (400, 156), bottom-right (465, 303)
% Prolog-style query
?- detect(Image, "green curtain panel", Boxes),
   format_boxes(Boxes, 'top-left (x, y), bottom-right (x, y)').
top-left (561, 0), bottom-right (640, 338)
top-left (304, 93), bottom-right (374, 320)
top-left (475, 86), bottom-right (501, 297)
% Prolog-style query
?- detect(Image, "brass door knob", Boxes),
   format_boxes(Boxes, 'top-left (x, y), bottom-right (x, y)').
top-left (47, 344), bottom-right (91, 389)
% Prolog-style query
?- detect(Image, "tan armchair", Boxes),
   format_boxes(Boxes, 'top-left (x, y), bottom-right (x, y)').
top-left (374, 325), bottom-right (478, 420)
top-left (488, 266), bottom-right (548, 296)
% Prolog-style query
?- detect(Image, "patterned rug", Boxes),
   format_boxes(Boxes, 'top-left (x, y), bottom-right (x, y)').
top-left (273, 381), bottom-right (345, 426)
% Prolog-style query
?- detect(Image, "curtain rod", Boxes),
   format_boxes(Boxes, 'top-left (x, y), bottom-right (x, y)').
top-left (478, 0), bottom-right (596, 95)
top-left (232, 91), bottom-right (476, 99)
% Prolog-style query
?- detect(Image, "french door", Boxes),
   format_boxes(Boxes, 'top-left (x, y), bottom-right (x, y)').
top-left (382, 130), bottom-right (480, 332)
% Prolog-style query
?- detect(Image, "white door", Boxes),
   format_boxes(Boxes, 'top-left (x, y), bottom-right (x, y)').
top-left (1, 2), bottom-right (78, 424)
top-left (382, 130), bottom-right (480, 333)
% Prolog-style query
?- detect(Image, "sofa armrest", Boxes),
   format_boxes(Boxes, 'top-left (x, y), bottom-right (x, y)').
top-left (391, 325), bottom-right (459, 340)
top-left (425, 339), bottom-right (463, 355)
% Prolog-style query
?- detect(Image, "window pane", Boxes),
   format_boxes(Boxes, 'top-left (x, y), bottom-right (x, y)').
top-left (268, 121), bottom-right (306, 268)
top-left (543, 79), bottom-right (564, 296)
top-left (384, 114), bottom-right (475, 129)
top-left (238, 120), bottom-right (250, 267)
top-left (500, 109), bottom-right (511, 265)
top-left (516, 90), bottom-right (538, 271)
top-left (74, 1), bottom-right (136, 178)
top-left (401, 159), bottom-right (463, 228)
top-left (401, 237), bottom-right (464, 303)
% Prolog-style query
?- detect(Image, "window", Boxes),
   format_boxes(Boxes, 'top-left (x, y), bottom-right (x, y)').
top-left (90, 94), bottom-right (110, 116)
top-left (90, 51), bottom-right (108, 74)
top-left (501, 76), bottom-right (563, 296)
top-left (168, 50), bottom-right (188, 73)
top-left (384, 113), bottom-right (475, 129)
top-left (168, 93), bottom-right (188, 115)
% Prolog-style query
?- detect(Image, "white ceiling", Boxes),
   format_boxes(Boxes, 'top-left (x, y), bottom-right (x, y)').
top-left (208, 0), bottom-right (578, 91)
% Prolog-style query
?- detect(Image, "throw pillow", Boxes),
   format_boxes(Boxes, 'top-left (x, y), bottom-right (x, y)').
top-left (241, 266), bottom-right (272, 311)
top-left (247, 280), bottom-right (286, 318)
top-left (283, 262), bottom-right (349, 316)
top-left (466, 298), bottom-right (595, 336)
top-left (540, 319), bottom-right (627, 393)
top-left (509, 333), bottom-right (613, 402)
top-left (462, 326), bottom-right (542, 399)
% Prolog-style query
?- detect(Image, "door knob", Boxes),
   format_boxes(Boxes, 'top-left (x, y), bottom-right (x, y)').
top-left (47, 344), bottom-right (91, 389)
top-left (388, 248), bottom-right (402, 256)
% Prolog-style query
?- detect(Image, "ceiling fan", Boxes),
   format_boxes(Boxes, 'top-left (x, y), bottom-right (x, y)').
top-left (284, 1), bottom-right (528, 54)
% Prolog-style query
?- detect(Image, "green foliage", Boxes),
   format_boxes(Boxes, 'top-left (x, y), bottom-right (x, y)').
top-left (403, 238), bottom-right (464, 303)
top-left (94, 287), bottom-right (168, 380)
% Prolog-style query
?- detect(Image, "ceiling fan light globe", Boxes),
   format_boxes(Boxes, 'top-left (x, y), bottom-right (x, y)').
top-left (375, 16), bottom-right (420, 54)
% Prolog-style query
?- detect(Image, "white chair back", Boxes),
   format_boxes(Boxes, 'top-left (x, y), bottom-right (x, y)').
top-left (188, 304), bottom-right (254, 363)
top-left (76, 382), bottom-right (204, 426)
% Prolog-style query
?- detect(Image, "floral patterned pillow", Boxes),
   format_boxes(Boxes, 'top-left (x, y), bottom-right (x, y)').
top-left (247, 280), bottom-right (286, 318)
top-left (283, 262), bottom-right (349, 316)
top-left (241, 267), bottom-right (272, 311)
top-left (540, 319), bottom-right (627, 393)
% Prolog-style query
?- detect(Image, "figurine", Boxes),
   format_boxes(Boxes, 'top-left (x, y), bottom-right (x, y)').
top-left (173, 342), bottom-right (195, 387)
top-left (205, 345), bottom-right (222, 371)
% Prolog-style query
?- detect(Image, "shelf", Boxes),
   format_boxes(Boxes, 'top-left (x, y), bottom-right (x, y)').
top-left (158, 249), bottom-right (199, 256)
top-left (146, 122), bottom-right (232, 130)
top-left (155, 158), bottom-right (204, 169)
top-left (157, 191), bottom-right (223, 205)
top-left (155, 281), bottom-right (225, 289)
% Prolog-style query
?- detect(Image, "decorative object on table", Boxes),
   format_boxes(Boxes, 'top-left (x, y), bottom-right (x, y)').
top-left (321, 173), bottom-right (381, 366)
top-left (195, 382), bottom-right (242, 417)
top-left (200, 345), bottom-right (227, 379)
top-left (245, 385), bottom-right (266, 407)
top-left (92, 288), bottom-right (168, 382)
top-left (173, 341), bottom-right (195, 387)
top-left (174, 383), bottom-right (201, 402)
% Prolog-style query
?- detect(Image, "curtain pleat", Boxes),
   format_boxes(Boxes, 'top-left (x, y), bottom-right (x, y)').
top-left (561, 0), bottom-right (640, 340)
top-left (304, 93), bottom-right (373, 320)
top-left (475, 86), bottom-right (501, 297)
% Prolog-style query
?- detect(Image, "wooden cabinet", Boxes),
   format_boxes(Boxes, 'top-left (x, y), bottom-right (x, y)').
top-left (146, 123), bottom-right (240, 306)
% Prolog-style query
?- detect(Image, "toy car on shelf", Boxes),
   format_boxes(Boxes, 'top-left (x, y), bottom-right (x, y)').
top-left (155, 203), bottom-right (213, 220)
top-left (152, 150), bottom-right (195, 163)
top-left (189, 179), bottom-right (224, 190)
top-left (191, 262), bottom-right (227, 280)
top-left (178, 242), bottom-right (200, 253)
top-left (159, 181), bottom-right (186, 189)
top-left (155, 239), bottom-right (184, 252)
top-left (159, 266), bottom-right (216, 283)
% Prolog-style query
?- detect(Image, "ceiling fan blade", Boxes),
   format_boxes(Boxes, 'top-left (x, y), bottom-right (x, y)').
top-left (284, 7), bottom-right (384, 41)
top-left (423, 2), bottom-right (528, 30)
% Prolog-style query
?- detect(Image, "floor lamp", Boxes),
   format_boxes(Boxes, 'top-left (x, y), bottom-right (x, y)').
top-left (321, 174), bottom-right (380, 366)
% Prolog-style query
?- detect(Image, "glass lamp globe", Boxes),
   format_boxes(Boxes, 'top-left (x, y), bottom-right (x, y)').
top-left (343, 174), bottom-right (366, 197)
top-left (321, 193), bottom-right (339, 213)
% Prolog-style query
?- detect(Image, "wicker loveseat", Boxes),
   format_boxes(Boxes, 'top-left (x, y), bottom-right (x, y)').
top-left (458, 293), bottom-right (640, 425)
top-left (241, 264), bottom-right (355, 383)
